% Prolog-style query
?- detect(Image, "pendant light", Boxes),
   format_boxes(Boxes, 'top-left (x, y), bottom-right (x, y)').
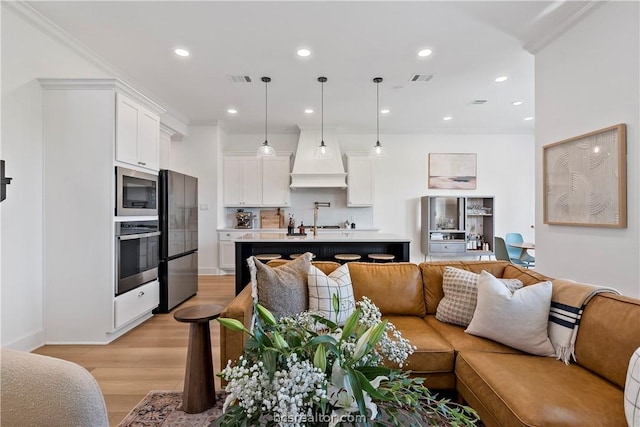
top-left (370, 77), bottom-right (386, 159)
top-left (256, 76), bottom-right (276, 157)
top-left (314, 76), bottom-right (332, 159)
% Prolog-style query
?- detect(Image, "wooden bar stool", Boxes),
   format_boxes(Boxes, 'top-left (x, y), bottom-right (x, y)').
top-left (368, 253), bottom-right (395, 263)
top-left (255, 254), bottom-right (282, 262)
top-left (290, 253), bottom-right (316, 259)
top-left (334, 253), bottom-right (361, 264)
top-left (173, 304), bottom-right (223, 413)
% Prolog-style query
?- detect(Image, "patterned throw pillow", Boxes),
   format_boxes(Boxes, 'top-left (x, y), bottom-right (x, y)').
top-left (436, 266), bottom-right (523, 327)
top-left (625, 347), bottom-right (640, 427)
top-left (308, 264), bottom-right (355, 326)
top-left (248, 252), bottom-right (313, 318)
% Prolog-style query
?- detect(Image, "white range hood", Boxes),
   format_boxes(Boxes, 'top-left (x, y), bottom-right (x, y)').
top-left (290, 130), bottom-right (347, 188)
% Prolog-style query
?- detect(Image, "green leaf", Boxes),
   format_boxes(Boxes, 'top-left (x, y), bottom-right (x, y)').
top-left (313, 343), bottom-right (326, 371)
top-left (346, 366), bottom-right (367, 417)
top-left (341, 308), bottom-right (361, 338)
top-left (353, 369), bottom-right (387, 401)
top-left (255, 303), bottom-right (277, 326)
top-left (357, 365), bottom-right (393, 379)
top-left (307, 334), bottom-right (338, 346)
top-left (262, 349), bottom-right (277, 381)
top-left (311, 315), bottom-right (338, 330)
top-left (217, 318), bottom-right (249, 333)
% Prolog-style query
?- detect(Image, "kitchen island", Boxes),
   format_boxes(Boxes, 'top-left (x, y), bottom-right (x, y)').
top-left (233, 232), bottom-right (411, 294)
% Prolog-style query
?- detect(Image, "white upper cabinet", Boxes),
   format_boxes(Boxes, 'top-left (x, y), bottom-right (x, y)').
top-left (116, 93), bottom-right (160, 171)
top-left (223, 156), bottom-right (262, 206)
top-left (223, 154), bottom-right (291, 207)
top-left (346, 153), bottom-right (375, 206)
top-left (262, 156), bottom-right (291, 206)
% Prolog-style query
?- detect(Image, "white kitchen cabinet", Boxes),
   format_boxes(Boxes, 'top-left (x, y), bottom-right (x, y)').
top-left (218, 231), bottom-right (247, 271)
top-left (39, 79), bottom-right (165, 344)
top-left (262, 156), bottom-right (291, 206)
top-left (223, 154), bottom-right (291, 207)
top-left (114, 281), bottom-right (160, 329)
top-left (346, 153), bottom-right (375, 206)
top-left (116, 93), bottom-right (160, 171)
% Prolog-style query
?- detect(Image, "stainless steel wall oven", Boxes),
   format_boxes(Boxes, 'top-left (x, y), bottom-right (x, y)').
top-left (115, 220), bottom-right (160, 295)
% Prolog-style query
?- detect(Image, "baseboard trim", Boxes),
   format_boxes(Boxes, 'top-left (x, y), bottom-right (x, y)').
top-left (4, 329), bottom-right (46, 352)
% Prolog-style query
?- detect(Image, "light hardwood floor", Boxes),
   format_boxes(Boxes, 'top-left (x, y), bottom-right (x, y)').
top-left (33, 275), bottom-right (236, 427)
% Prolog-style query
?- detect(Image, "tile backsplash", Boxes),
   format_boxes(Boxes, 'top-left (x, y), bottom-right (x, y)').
top-left (223, 188), bottom-right (373, 229)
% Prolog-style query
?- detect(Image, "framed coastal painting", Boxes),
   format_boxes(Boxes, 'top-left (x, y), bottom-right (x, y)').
top-left (428, 153), bottom-right (477, 189)
top-left (543, 124), bottom-right (627, 228)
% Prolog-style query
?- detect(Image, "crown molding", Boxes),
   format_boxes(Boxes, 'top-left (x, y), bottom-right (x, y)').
top-left (38, 78), bottom-right (166, 115)
top-left (523, 1), bottom-right (604, 54)
top-left (5, 1), bottom-right (190, 125)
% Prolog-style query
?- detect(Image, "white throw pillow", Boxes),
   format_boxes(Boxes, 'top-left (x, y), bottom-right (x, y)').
top-left (465, 270), bottom-right (555, 356)
top-left (308, 264), bottom-right (355, 326)
top-left (436, 266), bottom-right (523, 327)
top-left (625, 347), bottom-right (640, 427)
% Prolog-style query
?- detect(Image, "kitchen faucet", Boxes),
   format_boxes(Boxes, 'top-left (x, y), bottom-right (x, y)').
top-left (313, 202), bottom-right (331, 236)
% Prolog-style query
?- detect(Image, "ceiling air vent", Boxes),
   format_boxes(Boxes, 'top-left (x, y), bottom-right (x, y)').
top-left (228, 75), bottom-right (252, 83)
top-left (469, 99), bottom-right (488, 105)
top-left (409, 73), bottom-right (436, 82)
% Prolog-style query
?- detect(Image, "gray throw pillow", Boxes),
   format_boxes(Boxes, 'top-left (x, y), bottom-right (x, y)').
top-left (249, 252), bottom-right (313, 318)
top-left (436, 266), bottom-right (523, 327)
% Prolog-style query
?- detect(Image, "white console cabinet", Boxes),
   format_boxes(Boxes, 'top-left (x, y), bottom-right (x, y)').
top-left (39, 79), bottom-right (165, 344)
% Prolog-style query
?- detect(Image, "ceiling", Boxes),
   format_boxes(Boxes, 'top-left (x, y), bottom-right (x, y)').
top-left (25, 1), bottom-right (595, 134)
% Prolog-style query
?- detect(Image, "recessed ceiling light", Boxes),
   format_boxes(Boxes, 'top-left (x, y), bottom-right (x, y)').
top-left (417, 48), bottom-right (433, 57)
top-left (512, 101), bottom-right (523, 106)
top-left (380, 109), bottom-right (390, 114)
top-left (227, 109), bottom-right (238, 114)
top-left (443, 116), bottom-right (453, 121)
top-left (304, 109), bottom-right (314, 114)
top-left (495, 76), bottom-right (508, 83)
top-left (524, 116), bottom-right (534, 121)
top-left (174, 48), bottom-right (190, 57)
top-left (297, 48), bottom-right (311, 57)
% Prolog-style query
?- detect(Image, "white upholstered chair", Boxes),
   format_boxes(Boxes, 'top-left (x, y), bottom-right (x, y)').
top-left (1, 348), bottom-right (109, 427)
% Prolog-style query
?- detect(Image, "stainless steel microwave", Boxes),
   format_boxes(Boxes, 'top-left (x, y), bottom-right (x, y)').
top-left (116, 167), bottom-right (158, 216)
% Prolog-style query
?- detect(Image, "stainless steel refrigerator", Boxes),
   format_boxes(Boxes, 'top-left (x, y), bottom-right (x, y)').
top-left (158, 169), bottom-right (198, 312)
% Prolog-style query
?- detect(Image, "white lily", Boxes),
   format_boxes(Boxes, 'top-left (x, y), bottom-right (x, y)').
top-left (222, 392), bottom-right (236, 413)
top-left (327, 360), bottom-right (388, 427)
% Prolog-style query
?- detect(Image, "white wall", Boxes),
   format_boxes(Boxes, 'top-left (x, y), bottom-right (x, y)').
top-left (1, 5), bottom-right (111, 349)
top-left (168, 126), bottom-right (220, 275)
top-left (223, 132), bottom-right (536, 264)
top-left (535, 1), bottom-right (640, 297)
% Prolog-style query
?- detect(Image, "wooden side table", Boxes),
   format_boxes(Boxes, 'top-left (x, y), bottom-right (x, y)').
top-left (173, 304), bottom-right (223, 414)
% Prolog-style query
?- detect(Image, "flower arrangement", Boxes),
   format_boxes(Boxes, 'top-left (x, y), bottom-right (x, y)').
top-left (216, 296), bottom-right (479, 426)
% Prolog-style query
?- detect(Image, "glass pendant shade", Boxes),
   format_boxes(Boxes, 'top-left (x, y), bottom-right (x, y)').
top-left (314, 141), bottom-right (332, 159)
top-left (370, 141), bottom-right (386, 158)
top-left (314, 76), bottom-right (333, 159)
top-left (257, 76), bottom-right (276, 157)
top-left (370, 77), bottom-right (386, 159)
top-left (257, 141), bottom-right (276, 157)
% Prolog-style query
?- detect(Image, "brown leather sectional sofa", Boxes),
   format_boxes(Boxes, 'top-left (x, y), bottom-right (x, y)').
top-left (220, 260), bottom-right (640, 426)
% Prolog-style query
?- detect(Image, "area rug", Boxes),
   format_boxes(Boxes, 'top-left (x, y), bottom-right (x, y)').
top-left (118, 390), bottom-right (227, 427)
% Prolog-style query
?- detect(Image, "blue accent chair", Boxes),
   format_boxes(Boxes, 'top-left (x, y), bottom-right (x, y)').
top-left (505, 232), bottom-right (535, 268)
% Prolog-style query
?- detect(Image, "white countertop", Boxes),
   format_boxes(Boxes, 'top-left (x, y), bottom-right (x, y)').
top-left (233, 232), bottom-right (410, 242)
top-left (218, 227), bottom-right (380, 232)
